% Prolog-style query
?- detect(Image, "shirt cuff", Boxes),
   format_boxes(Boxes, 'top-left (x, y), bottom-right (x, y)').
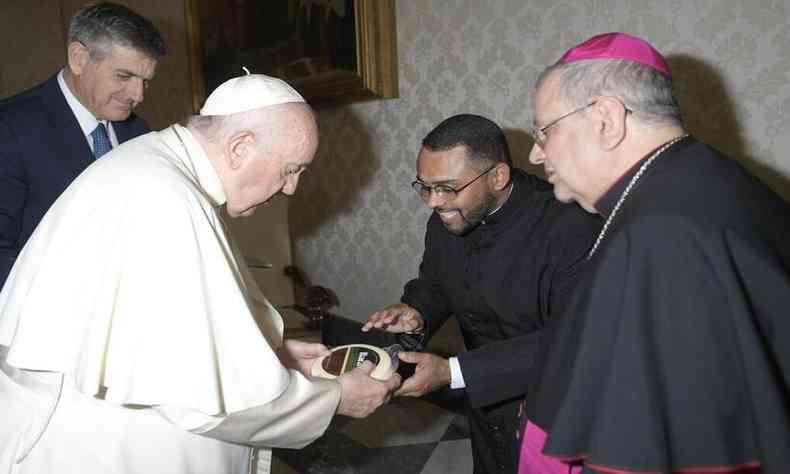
top-left (448, 356), bottom-right (466, 389)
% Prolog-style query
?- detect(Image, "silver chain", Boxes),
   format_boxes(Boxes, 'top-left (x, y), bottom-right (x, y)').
top-left (587, 134), bottom-right (688, 259)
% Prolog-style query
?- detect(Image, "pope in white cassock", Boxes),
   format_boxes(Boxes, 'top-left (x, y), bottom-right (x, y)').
top-left (0, 73), bottom-right (400, 474)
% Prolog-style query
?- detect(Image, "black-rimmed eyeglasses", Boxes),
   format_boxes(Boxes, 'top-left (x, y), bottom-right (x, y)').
top-left (411, 164), bottom-right (497, 201)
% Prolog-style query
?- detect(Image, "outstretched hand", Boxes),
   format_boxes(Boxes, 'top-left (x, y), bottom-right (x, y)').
top-left (361, 303), bottom-right (425, 334)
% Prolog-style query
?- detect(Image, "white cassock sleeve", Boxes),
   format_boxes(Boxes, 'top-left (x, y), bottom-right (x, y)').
top-left (159, 371), bottom-right (340, 449)
top-left (0, 135), bottom-right (342, 449)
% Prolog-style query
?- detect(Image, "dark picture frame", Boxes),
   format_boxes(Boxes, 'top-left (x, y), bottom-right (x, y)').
top-left (186, 0), bottom-right (398, 111)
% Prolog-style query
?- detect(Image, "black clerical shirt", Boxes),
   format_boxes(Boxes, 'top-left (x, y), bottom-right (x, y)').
top-left (401, 168), bottom-right (601, 408)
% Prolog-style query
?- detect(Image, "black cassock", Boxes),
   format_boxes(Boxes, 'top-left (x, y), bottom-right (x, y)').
top-left (527, 137), bottom-right (790, 473)
top-left (401, 168), bottom-right (601, 474)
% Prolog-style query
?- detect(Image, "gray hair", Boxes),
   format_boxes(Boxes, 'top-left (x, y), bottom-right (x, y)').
top-left (536, 59), bottom-right (682, 127)
top-left (68, 2), bottom-right (167, 61)
top-left (185, 103), bottom-right (317, 156)
top-left (186, 113), bottom-right (260, 145)
top-left (185, 107), bottom-right (297, 147)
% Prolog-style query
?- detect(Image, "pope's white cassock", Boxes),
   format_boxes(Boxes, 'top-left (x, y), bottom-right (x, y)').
top-left (0, 124), bottom-right (340, 474)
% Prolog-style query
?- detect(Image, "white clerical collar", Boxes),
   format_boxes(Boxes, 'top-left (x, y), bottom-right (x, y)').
top-left (169, 124), bottom-right (227, 207)
top-left (488, 181), bottom-right (515, 217)
top-left (57, 69), bottom-right (116, 147)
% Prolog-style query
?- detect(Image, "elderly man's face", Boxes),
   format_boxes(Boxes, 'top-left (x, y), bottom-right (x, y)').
top-left (528, 72), bottom-right (599, 212)
top-left (415, 145), bottom-right (498, 235)
top-left (69, 42), bottom-right (157, 121)
top-left (224, 107), bottom-right (318, 218)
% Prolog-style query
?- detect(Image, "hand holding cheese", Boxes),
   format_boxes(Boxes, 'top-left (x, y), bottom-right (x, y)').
top-left (321, 344), bottom-right (402, 418)
top-left (277, 339), bottom-right (331, 376)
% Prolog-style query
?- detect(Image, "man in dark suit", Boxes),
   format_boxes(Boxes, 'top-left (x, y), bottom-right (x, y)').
top-left (0, 2), bottom-right (166, 287)
top-left (363, 114), bottom-right (601, 474)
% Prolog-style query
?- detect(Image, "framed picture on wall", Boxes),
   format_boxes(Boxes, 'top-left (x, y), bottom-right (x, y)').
top-left (186, 0), bottom-right (398, 110)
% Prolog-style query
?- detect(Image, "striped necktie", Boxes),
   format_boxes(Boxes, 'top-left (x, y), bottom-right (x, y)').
top-left (91, 123), bottom-right (112, 159)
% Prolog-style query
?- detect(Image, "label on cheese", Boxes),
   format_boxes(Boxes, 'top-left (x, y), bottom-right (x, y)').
top-left (311, 344), bottom-right (395, 380)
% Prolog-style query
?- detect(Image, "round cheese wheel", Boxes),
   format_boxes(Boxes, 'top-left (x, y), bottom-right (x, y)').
top-left (311, 344), bottom-right (395, 381)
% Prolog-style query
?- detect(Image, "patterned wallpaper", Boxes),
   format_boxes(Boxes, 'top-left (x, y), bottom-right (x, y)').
top-left (290, 0), bottom-right (790, 322)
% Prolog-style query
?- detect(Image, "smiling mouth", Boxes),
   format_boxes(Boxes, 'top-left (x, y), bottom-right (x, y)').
top-left (436, 210), bottom-right (461, 222)
top-left (114, 99), bottom-right (135, 109)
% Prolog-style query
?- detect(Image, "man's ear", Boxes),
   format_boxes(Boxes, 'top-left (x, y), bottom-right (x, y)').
top-left (592, 97), bottom-right (628, 150)
top-left (226, 131), bottom-right (256, 170)
top-left (67, 41), bottom-right (91, 75)
top-left (491, 163), bottom-right (511, 192)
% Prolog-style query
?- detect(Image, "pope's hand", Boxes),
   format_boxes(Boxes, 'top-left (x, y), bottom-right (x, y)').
top-left (336, 361), bottom-right (402, 418)
top-left (394, 351), bottom-right (450, 397)
top-left (361, 303), bottom-right (424, 334)
top-left (277, 339), bottom-right (331, 377)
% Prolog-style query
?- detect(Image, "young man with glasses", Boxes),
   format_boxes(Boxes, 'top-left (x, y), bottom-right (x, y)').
top-left (363, 114), bottom-right (600, 474)
top-left (0, 2), bottom-right (166, 288)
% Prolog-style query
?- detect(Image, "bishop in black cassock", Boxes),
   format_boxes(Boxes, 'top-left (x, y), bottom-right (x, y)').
top-left (523, 32), bottom-right (790, 474)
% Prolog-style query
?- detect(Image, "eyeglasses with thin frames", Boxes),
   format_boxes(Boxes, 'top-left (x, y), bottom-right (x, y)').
top-left (530, 99), bottom-right (634, 148)
top-left (411, 163), bottom-right (497, 201)
top-left (529, 101), bottom-right (597, 148)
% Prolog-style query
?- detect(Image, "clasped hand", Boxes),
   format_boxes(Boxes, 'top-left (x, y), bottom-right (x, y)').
top-left (336, 361), bottom-right (401, 418)
top-left (394, 351), bottom-right (451, 397)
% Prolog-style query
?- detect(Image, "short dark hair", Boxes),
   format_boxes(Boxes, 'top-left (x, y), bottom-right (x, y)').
top-left (422, 114), bottom-right (512, 169)
top-left (68, 2), bottom-right (167, 60)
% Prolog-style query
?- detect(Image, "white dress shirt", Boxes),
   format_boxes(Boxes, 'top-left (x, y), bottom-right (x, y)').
top-left (57, 70), bottom-right (119, 152)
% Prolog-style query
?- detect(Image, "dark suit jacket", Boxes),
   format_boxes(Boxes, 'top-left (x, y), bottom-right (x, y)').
top-left (0, 74), bottom-right (149, 287)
